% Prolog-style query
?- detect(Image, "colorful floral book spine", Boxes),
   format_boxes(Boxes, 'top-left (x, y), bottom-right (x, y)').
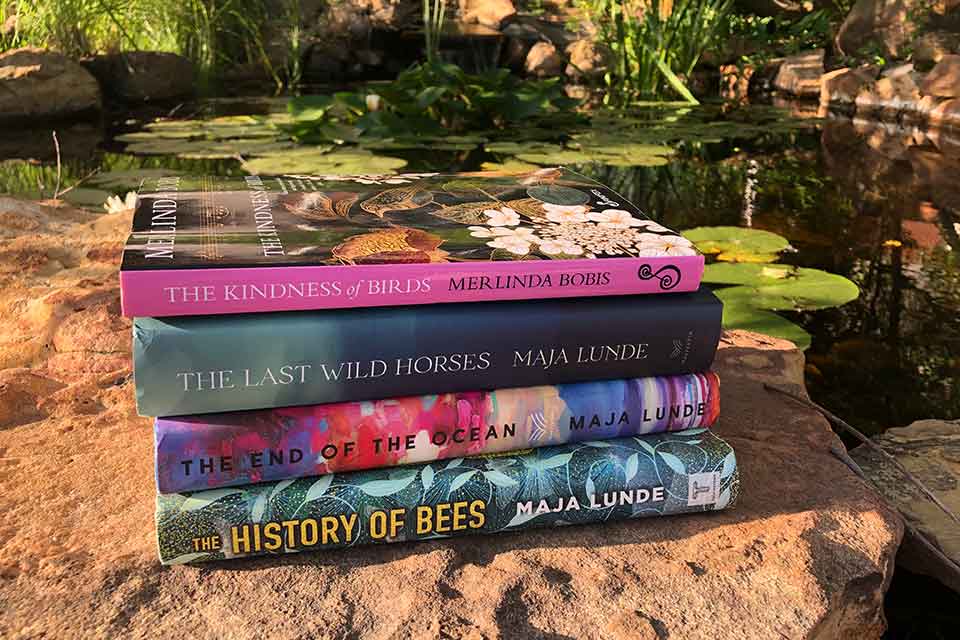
top-left (156, 430), bottom-right (739, 564)
top-left (156, 372), bottom-right (721, 494)
top-left (133, 287), bottom-right (723, 416)
top-left (119, 168), bottom-right (704, 318)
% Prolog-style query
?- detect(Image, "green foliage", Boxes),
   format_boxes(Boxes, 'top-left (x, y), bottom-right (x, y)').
top-left (682, 225), bottom-right (790, 261)
top-left (285, 63), bottom-right (582, 140)
top-left (0, 0), bottom-right (297, 89)
top-left (422, 0), bottom-right (447, 64)
top-left (723, 8), bottom-right (835, 66)
top-left (684, 227), bottom-right (860, 349)
top-left (578, 0), bottom-right (734, 103)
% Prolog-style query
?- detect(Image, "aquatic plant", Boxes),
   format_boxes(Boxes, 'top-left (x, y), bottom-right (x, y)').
top-left (286, 62), bottom-right (582, 139)
top-left (422, 0), bottom-right (447, 64)
top-left (0, 0), bottom-right (287, 87)
top-left (683, 226), bottom-right (860, 349)
top-left (578, 0), bottom-right (734, 103)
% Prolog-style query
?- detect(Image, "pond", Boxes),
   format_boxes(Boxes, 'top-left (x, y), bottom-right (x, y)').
top-left (1, 99), bottom-right (957, 438)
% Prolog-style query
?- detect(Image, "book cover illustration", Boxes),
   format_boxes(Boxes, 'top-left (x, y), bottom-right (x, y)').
top-left (156, 430), bottom-right (739, 564)
top-left (132, 288), bottom-right (723, 416)
top-left (156, 372), bottom-right (721, 493)
top-left (120, 168), bottom-right (704, 316)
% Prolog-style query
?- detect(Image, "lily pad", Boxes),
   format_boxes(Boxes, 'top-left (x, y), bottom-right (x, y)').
top-left (242, 149), bottom-right (407, 175)
top-left (62, 187), bottom-right (111, 209)
top-left (717, 295), bottom-right (812, 350)
top-left (683, 226), bottom-right (791, 262)
top-left (709, 268), bottom-right (860, 312)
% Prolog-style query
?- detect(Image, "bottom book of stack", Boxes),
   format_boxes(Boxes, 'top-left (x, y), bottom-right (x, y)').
top-left (157, 429), bottom-right (739, 564)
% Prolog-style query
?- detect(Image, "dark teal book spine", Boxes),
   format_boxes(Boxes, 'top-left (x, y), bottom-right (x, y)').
top-left (156, 430), bottom-right (739, 564)
top-left (133, 287), bottom-right (722, 416)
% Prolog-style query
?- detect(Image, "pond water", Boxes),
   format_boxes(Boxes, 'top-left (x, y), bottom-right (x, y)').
top-left (1, 99), bottom-right (957, 437)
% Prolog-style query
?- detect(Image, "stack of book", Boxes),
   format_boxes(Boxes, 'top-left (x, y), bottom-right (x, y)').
top-left (121, 168), bottom-right (740, 565)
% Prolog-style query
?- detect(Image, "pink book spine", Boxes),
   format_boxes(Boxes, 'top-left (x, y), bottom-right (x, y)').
top-left (120, 255), bottom-right (704, 317)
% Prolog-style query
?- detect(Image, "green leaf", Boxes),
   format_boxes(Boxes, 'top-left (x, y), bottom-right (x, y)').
top-left (304, 474), bottom-right (334, 502)
top-left (657, 452), bottom-right (686, 474)
top-left (711, 268), bottom-right (860, 312)
top-left (180, 489), bottom-right (242, 512)
top-left (649, 51), bottom-right (700, 105)
top-left (421, 464), bottom-right (435, 491)
top-left (633, 438), bottom-right (656, 456)
top-left (585, 475), bottom-right (596, 497)
top-left (716, 487), bottom-right (731, 510)
top-left (682, 227), bottom-right (791, 262)
top-left (445, 458), bottom-right (463, 470)
top-left (527, 452), bottom-right (574, 471)
top-left (289, 95), bottom-right (335, 121)
top-left (721, 451), bottom-right (737, 479)
top-left (166, 552), bottom-right (214, 565)
top-left (482, 469), bottom-right (519, 487)
top-left (526, 185), bottom-right (590, 206)
top-left (449, 470), bottom-right (478, 491)
top-left (250, 492), bottom-right (269, 523)
top-left (504, 508), bottom-right (539, 528)
top-left (716, 294), bottom-right (812, 350)
top-left (624, 453), bottom-right (639, 483)
top-left (416, 86), bottom-right (447, 109)
top-left (359, 473), bottom-right (418, 497)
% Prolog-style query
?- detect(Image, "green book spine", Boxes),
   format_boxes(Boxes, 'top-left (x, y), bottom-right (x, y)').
top-left (156, 430), bottom-right (739, 564)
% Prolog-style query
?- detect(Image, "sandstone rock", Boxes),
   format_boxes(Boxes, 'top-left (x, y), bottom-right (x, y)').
top-left (920, 55), bottom-right (960, 98)
top-left (836, 0), bottom-right (918, 58)
top-left (459, 0), bottom-right (516, 29)
top-left (855, 71), bottom-right (921, 112)
top-left (564, 39), bottom-right (608, 81)
top-left (928, 98), bottom-right (960, 126)
top-left (82, 52), bottom-right (194, 102)
top-left (850, 419), bottom-right (960, 592)
top-left (0, 48), bottom-right (101, 122)
top-left (773, 49), bottom-right (824, 97)
top-left (0, 200), bottom-right (903, 638)
top-left (721, 64), bottom-right (754, 102)
top-left (913, 30), bottom-right (960, 69)
top-left (524, 41), bottom-right (563, 78)
top-left (820, 66), bottom-right (881, 105)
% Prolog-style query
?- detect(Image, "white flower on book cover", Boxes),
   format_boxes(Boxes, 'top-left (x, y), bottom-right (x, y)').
top-left (483, 206), bottom-right (521, 227)
top-left (635, 234), bottom-right (697, 257)
top-left (543, 203), bottom-right (590, 223)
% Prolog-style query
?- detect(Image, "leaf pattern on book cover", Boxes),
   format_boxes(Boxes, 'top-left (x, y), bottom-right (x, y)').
top-left (156, 432), bottom-right (740, 564)
top-left (360, 186), bottom-right (434, 217)
top-left (331, 228), bottom-right (448, 264)
top-left (503, 197), bottom-right (549, 221)
top-left (427, 201), bottom-right (498, 225)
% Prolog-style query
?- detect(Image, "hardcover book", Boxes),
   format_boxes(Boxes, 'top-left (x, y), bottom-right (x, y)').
top-left (119, 168), bottom-right (704, 317)
top-left (133, 287), bottom-right (723, 416)
top-left (156, 430), bottom-right (739, 564)
top-left (156, 372), bottom-right (721, 493)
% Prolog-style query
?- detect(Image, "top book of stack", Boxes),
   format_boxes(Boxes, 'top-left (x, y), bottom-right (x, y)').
top-left (119, 168), bottom-right (704, 317)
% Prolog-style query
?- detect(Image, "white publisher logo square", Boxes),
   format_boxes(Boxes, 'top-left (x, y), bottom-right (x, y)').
top-left (687, 472), bottom-right (721, 506)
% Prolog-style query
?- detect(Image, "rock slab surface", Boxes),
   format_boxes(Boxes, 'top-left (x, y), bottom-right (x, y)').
top-left (851, 419), bottom-right (960, 592)
top-left (0, 48), bottom-right (101, 121)
top-left (0, 199), bottom-right (903, 638)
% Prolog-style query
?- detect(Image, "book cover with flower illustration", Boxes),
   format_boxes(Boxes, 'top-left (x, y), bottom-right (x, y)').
top-left (156, 372), bottom-right (720, 493)
top-left (119, 168), bottom-right (703, 317)
top-left (156, 429), bottom-right (739, 564)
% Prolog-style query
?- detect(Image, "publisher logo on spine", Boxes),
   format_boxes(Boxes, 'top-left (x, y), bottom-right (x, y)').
top-left (669, 330), bottom-right (695, 364)
top-left (686, 472), bottom-right (721, 506)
